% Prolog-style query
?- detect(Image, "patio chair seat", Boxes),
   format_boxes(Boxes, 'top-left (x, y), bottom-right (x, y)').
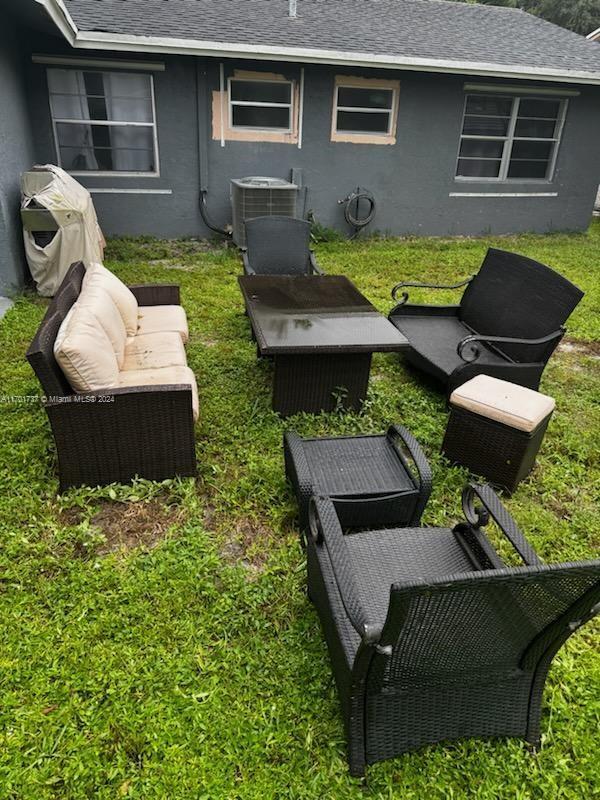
top-left (137, 304), bottom-right (189, 343)
top-left (122, 331), bottom-right (187, 371)
top-left (391, 315), bottom-right (508, 383)
top-left (344, 527), bottom-right (474, 629)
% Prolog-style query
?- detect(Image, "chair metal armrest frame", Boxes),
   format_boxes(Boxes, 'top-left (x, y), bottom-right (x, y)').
top-left (461, 483), bottom-right (542, 566)
top-left (309, 496), bottom-right (382, 645)
top-left (391, 276), bottom-right (473, 304)
top-left (457, 328), bottom-right (565, 363)
top-left (241, 249), bottom-right (256, 275)
top-left (309, 251), bottom-right (324, 275)
top-left (128, 284), bottom-right (181, 306)
top-left (387, 425), bottom-right (432, 524)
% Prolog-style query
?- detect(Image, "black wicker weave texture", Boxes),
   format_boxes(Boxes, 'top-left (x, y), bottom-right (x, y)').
top-left (243, 216), bottom-right (319, 275)
top-left (389, 248), bottom-right (584, 393)
top-left (307, 490), bottom-right (600, 776)
top-left (284, 426), bottom-right (432, 532)
top-left (442, 406), bottom-right (552, 493)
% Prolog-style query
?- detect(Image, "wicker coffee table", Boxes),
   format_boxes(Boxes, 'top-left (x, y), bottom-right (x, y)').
top-left (239, 275), bottom-right (409, 415)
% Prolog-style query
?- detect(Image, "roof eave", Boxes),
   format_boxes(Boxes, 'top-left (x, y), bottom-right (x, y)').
top-left (35, 0), bottom-right (600, 86)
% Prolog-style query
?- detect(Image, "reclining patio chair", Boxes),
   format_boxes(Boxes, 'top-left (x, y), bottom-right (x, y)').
top-left (307, 484), bottom-right (600, 776)
top-left (388, 248), bottom-right (583, 394)
top-left (242, 216), bottom-right (323, 275)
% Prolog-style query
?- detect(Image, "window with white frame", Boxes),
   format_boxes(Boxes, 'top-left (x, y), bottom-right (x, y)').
top-left (47, 68), bottom-right (159, 174)
top-left (456, 94), bottom-right (567, 181)
top-left (333, 83), bottom-right (397, 135)
top-left (228, 78), bottom-right (294, 131)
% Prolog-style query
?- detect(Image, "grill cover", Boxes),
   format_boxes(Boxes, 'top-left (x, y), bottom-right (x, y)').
top-left (21, 165), bottom-right (105, 296)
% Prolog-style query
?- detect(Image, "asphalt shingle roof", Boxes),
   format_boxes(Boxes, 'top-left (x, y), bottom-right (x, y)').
top-left (63, 0), bottom-right (600, 78)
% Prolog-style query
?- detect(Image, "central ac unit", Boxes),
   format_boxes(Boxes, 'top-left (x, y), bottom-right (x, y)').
top-left (230, 176), bottom-right (298, 246)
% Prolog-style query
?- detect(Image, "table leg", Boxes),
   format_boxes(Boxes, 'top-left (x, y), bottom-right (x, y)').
top-left (272, 353), bottom-right (372, 415)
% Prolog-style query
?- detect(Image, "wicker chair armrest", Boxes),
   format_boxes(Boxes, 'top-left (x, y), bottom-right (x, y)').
top-left (309, 251), bottom-right (324, 275)
top-left (391, 276), bottom-right (473, 304)
top-left (387, 425), bottom-right (432, 523)
top-left (457, 328), bottom-right (565, 363)
top-left (128, 284), bottom-right (181, 306)
top-left (309, 496), bottom-right (382, 645)
top-left (461, 483), bottom-right (542, 566)
top-left (283, 431), bottom-right (314, 537)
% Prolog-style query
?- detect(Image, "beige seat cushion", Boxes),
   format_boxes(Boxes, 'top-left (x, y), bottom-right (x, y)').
top-left (117, 365), bottom-right (199, 422)
top-left (54, 304), bottom-right (120, 392)
top-left (450, 375), bottom-right (555, 433)
top-left (77, 281), bottom-right (127, 368)
top-left (137, 305), bottom-right (189, 344)
top-left (84, 263), bottom-right (139, 337)
top-left (121, 332), bottom-right (187, 372)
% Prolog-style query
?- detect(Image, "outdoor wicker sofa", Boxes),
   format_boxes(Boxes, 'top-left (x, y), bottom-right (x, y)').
top-left (307, 484), bottom-right (600, 776)
top-left (388, 248), bottom-right (584, 394)
top-left (26, 261), bottom-right (197, 491)
top-left (242, 216), bottom-right (323, 275)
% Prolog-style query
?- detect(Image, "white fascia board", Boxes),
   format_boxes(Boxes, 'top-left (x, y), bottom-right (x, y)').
top-left (586, 27), bottom-right (600, 40)
top-left (37, 0), bottom-right (600, 86)
top-left (35, 0), bottom-right (77, 43)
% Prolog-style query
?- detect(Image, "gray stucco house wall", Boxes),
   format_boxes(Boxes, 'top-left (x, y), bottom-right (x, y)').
top-left (24, 50), bottom-right (600, 240)
top-left (0, 16), bottom-right (36, 298)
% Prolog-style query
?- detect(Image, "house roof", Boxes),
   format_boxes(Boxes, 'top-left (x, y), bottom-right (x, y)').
top-left (38, 0), bottom-right (600, 84)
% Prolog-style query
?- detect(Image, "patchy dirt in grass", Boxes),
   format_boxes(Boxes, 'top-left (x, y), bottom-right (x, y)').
top-left (558, 339), bottom-right (600, 358)
top-left (203, 505), bottom-right (270, 577)
top-left (61, 497), bottom-right (184, 557)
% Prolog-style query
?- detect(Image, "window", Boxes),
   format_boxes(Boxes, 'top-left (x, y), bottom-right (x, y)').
top-left (334, 85), bottom-right (396, 135)
top-left (47, 68), bottom-right (159, 174)
top-left (228, 78), bottom-right (294, 131)
top-left (456, 94), bottom-right (567, 181)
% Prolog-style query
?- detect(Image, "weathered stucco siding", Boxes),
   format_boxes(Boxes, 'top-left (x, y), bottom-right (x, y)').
top-left (0, 18), bottom-right (35, 296)
top-left (24, 48), bottom-right (600, 240)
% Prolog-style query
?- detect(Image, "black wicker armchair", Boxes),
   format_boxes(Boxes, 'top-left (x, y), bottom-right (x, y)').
top-left (26, 262), bottom-right (197, 491)
top-left (388, 248), bottom-right (583, 394)
top-left (307, 484), bottom-right (600, 776)
top-left (242, 216), bottom-right (323, 275)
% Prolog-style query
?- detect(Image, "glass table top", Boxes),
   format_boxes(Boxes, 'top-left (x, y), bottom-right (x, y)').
top-left (239, 275), bottom-right (409, 354)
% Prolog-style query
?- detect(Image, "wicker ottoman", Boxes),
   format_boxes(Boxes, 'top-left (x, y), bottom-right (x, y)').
top-left (442, 375), bottom-right (555, 494)
top-left (284, 425), bottom-right (432, 534)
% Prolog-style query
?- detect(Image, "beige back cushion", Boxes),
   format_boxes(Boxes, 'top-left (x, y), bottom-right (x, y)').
top-left (84, 263), bottom-right (138, 336)
top-left (54, 304), bottom-right (120, 392)
top-left (77, 281), bottom-right (127, 368)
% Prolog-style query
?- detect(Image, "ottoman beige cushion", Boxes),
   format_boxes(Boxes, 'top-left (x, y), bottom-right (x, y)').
top-left (54, 304), bottom-right (120, 392)
top-left (122, 332), bottom-right (187, 372)
top-left (84, 263), bottom-right (139, 336)
top-left (450, 375), bottom-right (555, 433)
top-left (117, 365), bottom-right (199, 421)
top-left (137, 305), bottom-right (189, 344)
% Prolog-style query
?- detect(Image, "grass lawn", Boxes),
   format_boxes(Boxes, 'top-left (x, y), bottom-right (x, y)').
top-left (0, 221), bottom-right (598, 800)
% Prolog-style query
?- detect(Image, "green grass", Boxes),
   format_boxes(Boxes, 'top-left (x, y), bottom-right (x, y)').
top-left (0, 222), bottom-right (599, 799)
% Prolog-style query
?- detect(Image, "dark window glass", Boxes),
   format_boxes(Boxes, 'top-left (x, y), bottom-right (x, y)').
top-left (337, 87), bottom-right (393, 110)
top-left (456, 159), bottom-right (502, 178)
top-left (56, 123), bottom-right (154, 172)
top-left (507, 160), bottom-right (549, 179)
top-left (465, 96), bottom-right (513, 116)
top-left (230, 80), bottom-right (291, 104)
top-left (518, 98), bottom-right (561, 119)
top-left (459, 139), bottom-right (504, 159)
top-left (462, 116), bottom-right (509, 137)
top-left (514, 118), bottom-right (557, 138)
top-left (510, 140), bottom-right (554, 161)
top-left (336, 110), bottom-right (390, 133)
top-left (231, 105), bottom-right (290, 129)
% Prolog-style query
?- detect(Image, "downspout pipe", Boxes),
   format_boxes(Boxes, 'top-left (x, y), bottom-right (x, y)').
top-left (196, 60), bottom-right (231, 237)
